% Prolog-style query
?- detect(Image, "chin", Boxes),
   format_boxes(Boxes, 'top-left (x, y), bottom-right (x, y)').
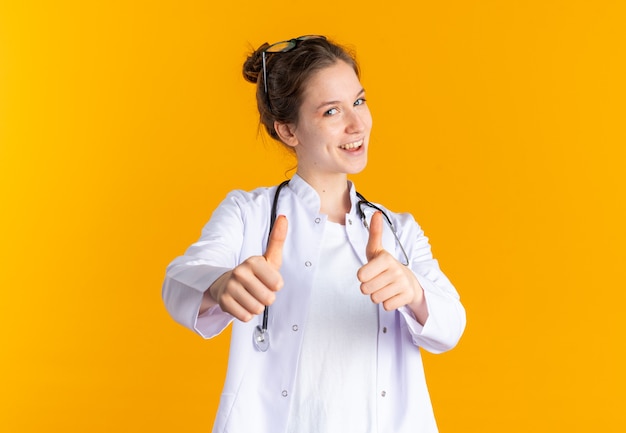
top-left (347, 161), bottom-right (368, 175)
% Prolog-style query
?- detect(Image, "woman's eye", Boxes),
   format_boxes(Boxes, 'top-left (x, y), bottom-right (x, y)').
top-left (324, 108), bottom-right (339, 116)
top-left (354, 98), bottom-right (367, 106)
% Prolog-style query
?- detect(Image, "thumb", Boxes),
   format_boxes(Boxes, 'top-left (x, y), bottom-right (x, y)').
top-left (265, 215), bottom-right (288, 268)
top-left (366, 211), bottom-right (384, 261)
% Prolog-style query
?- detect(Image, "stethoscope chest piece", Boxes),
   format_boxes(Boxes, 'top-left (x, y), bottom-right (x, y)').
top-left (253, 325), bottom-right (270, 352)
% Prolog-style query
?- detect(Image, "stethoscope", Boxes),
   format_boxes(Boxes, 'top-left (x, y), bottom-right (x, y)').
top-left (253, 180), bottom-right (410, 352)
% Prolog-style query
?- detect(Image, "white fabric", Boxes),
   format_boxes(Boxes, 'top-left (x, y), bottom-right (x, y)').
top-left (162, 174), bottom-right (466, 433)
top-left (286, 222), bottom-right (377, 433)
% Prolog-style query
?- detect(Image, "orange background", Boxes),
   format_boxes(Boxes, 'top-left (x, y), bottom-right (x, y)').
top-left (1, 1), bottom-right (625, 431)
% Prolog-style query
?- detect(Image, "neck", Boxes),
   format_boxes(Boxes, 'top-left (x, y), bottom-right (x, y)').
top-left (297, 172), bottom-right (351, 224)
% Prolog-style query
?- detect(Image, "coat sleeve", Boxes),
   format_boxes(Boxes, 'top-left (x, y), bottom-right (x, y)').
top-left (393, 212), bottom-right (466, 354)
top-left (161, 190), bottom-right (252, 339)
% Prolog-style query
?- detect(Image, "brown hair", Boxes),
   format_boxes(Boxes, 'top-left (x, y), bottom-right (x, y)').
top-left (242, 36), bottom-right (359, 143)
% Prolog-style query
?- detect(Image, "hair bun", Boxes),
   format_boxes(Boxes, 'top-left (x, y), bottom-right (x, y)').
top-left (242, 42), bottom-right (270, 84)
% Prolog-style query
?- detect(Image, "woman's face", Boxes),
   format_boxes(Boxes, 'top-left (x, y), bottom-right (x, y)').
top-left (284, 60), bottom-right (372, 182)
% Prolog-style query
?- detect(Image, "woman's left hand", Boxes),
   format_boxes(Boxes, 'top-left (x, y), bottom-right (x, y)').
top-left (357, 211), bottom-right (429, 325)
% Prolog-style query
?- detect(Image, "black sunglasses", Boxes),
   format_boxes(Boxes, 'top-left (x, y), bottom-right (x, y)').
top-left (261, 35), bottom-right (327, 108)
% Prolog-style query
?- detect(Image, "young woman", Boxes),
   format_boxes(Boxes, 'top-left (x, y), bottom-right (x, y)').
top-left (162, 35), bottom-right (466, 433)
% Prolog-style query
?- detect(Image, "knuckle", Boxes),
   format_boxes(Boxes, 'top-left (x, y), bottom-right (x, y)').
top-left (273, 279), bottom-right (284, 292)
top-left (360, 283), bottom-right (369, 295)
top-left (219, 292), bottom-right (232, 305)
top-left (223, 278), bottom-right (237, 291)
top-left (231, 266), bottom-right (246, 280)
top-left (218, 299), bottom-right (232, 313)
top-left (261, 291), bottom-right (276, 306)
top-left (356, 269), bottom-right (365, 283)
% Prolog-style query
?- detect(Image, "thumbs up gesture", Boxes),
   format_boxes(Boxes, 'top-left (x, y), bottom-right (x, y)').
top-left (357, 212), bottom-right (428, 323)
top-left (206, 215), bottom-right (288, 322)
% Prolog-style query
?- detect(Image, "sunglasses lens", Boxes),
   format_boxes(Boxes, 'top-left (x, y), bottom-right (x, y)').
top-left (297, 35), bottom-right (324, 41)
top-left (264, 35), bottom-right (325, 53)
top-left (265, 41), bottom-right (295, 53)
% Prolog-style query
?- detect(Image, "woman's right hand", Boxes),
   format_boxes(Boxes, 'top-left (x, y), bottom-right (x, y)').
top-left (202, 215), bottom-right (288, 322)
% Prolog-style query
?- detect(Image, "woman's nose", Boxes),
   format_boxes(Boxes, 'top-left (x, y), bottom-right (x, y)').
top-left (345, 109), bottom-right (366, 133)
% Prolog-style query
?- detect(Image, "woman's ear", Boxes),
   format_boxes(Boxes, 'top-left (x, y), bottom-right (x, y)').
top-left (274, 121), bottom-right (298, 148)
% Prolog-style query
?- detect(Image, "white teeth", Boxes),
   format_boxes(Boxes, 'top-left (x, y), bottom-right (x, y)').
top-left (340, 140), bottom-right (363, 150)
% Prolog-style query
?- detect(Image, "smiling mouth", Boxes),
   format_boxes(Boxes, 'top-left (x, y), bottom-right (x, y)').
top-left (339, 140), bottom-right (363, 150)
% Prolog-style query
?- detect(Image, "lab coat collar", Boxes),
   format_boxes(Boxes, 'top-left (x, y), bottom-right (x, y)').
top-left (287, 174), bottom-right (360, 216)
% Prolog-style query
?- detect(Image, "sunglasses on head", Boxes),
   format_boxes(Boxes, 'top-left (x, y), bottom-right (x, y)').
top-left (261, 35), bottom-right (327, 107)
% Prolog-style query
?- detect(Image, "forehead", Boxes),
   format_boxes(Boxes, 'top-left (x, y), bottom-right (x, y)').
top-left (300, 61), bottom-right (362, 103)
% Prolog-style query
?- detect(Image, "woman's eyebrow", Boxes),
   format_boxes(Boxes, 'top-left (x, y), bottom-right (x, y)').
top-left (315, 88), bottom-right (366, 110)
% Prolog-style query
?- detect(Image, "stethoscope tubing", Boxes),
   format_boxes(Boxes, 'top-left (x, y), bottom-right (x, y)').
top-left (254, 180), bottom-right (409, 352)
top-left (260, 180), bottom-right (290, 335)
